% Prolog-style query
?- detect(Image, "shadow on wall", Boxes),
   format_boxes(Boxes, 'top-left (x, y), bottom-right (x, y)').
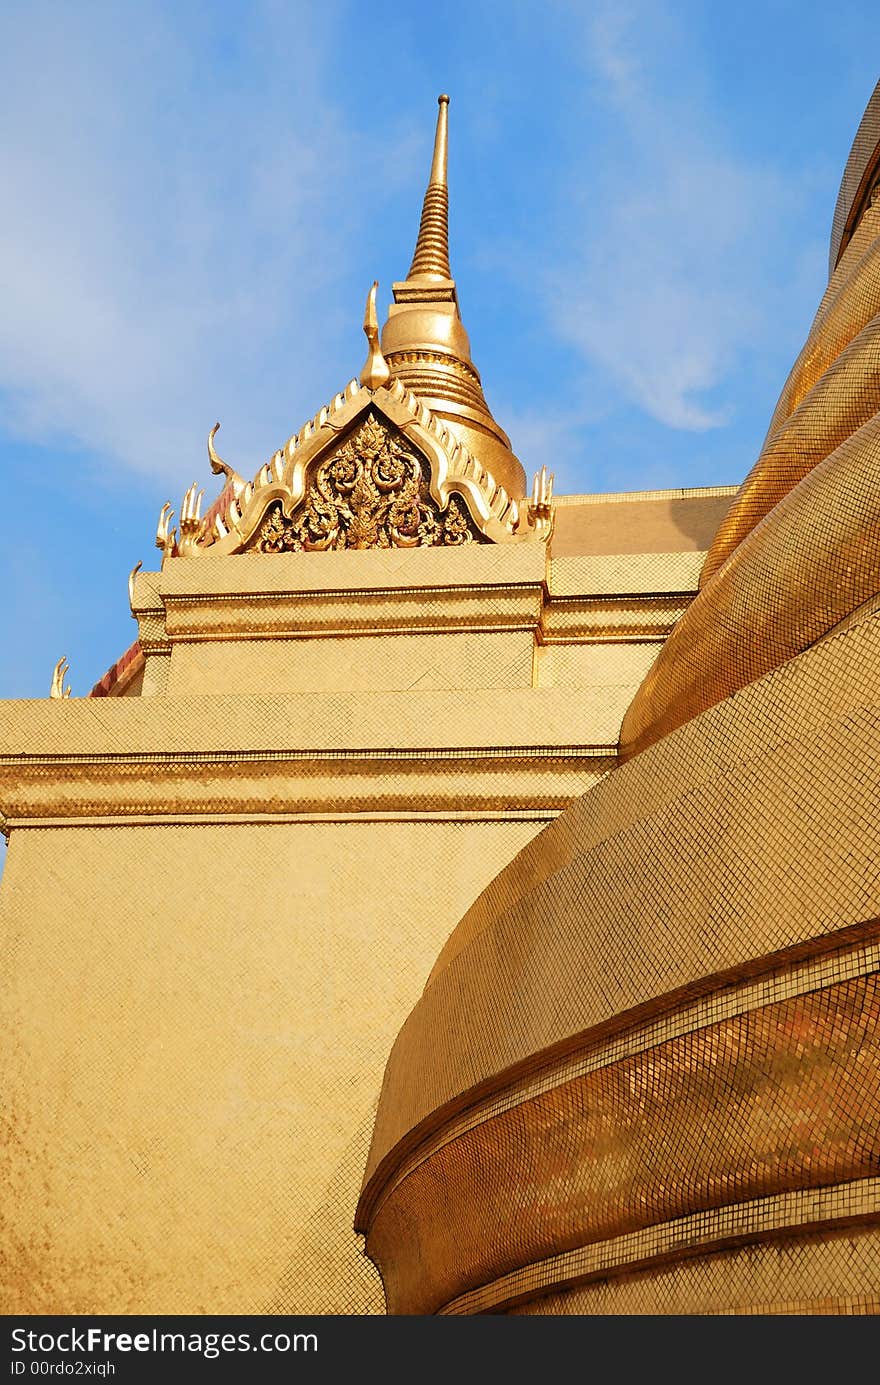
top-left (263, 1097), bottom-right (387, 1316)
top-left (550, 490), bottom-right (736, 558)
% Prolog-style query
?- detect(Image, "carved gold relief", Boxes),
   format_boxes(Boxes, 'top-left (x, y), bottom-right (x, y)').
top-left (251, 414), bottom-right (479, 553)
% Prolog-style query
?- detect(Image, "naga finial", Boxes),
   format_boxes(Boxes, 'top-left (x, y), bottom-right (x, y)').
top-left (528, 466), bottom-right (555, 538)
top-left (128, 560), bottom-right (143, 612)
top-left (208, 422), bottom-right (247, 498)
top-left (359, 281), bottom-right (391, 391)
top-left (155, 501), bottom-right (176, 565)
top-left (50, 656), bottom-right (71, 699)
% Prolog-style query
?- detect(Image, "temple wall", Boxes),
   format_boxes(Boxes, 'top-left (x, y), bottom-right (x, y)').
top-left (0, 682), bottom-right (609, 1313)
top-left (166, 630), bottom-right (536, 696)
top-left (0, 496), bottom-right (728, 1314)
top-left (0, 817), bottom-right (545, 1313)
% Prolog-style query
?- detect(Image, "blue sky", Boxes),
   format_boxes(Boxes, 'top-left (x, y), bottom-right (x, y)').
top-left (1, 0), bottom-right (878, 697)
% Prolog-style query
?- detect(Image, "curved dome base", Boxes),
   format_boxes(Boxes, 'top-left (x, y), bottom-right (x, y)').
top-left (357, 609), bottom-right (880, 1315)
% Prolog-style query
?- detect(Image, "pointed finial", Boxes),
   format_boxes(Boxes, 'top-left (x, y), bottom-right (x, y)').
top-left (50, 657), bottom-right (71, 699)
top-left (360, 281), bottom-right (391, 391)
top-left (430, 95), bottom-right (450, 186)
top-left (528, 466), bottom-right (555, 538)
top-left (380, 93), bottom-right (527, 500)
top-left (207, 421), bottom-right (247, 498)
top-left (128, 559), bottom-right (143, 612)
top-left (407, 95), bottom-right (452, 281)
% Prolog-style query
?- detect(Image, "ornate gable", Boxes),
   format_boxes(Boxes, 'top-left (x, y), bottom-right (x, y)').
top-left (249, 410), bottom-right (482, 553)
top-left (158, 376), bottom-right (554, 562)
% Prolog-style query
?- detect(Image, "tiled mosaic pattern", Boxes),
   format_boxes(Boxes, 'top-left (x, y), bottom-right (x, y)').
top-left (263, 1102), bottom-right (387, 1315)
top-left (383, 934), bottom-right (880, 1200)
top-left (360, 607), bottom-right (880, 1314)
top-left (507, 1223), bottom-right (880, 1316)
top-left (368, 973), bottom-right (880, 1314)
top-left (0, 819), bottom-right (545, 1314)
top-left (167, 631), bottom-right (535, 697)
top-left (363, 610), bottom-right (880, 1181)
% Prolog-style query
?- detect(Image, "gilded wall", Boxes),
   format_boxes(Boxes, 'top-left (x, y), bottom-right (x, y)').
top-left (7, 80), bottom-right (880, 1318)
top-left (0, 499), bottom-right (724, 1314)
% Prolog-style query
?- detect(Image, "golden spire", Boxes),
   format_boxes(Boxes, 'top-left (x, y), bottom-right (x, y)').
top-left (407, 95), bottom-right (451, 281)
top-left (380, 95), bottom-right (526, 499)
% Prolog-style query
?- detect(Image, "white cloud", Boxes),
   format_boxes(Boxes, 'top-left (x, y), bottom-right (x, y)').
top-left (0, 2), bottom-right (418, 488)
top-left (545, 0), bottom-right (802, 433)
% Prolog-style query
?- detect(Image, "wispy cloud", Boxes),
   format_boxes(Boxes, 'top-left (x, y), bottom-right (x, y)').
top-left (495, 405), bottom-right (593, 495)
top-left (545, 0), bottom-right (813, 433)
top-left (0, 1), bottom-right (418, 487)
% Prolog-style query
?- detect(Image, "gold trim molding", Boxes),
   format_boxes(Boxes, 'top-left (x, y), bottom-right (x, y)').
top-left (439, 1178), bottom-right (880, 1314)
top-left (363, 925), bottom-right (880, 1226)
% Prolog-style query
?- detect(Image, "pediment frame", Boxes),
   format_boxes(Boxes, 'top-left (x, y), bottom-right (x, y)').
top-left (192, 379), bottom-right (546, 556)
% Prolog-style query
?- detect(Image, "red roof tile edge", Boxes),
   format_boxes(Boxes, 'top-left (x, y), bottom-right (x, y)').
top-left (89, 640), bottom-right (144, 697)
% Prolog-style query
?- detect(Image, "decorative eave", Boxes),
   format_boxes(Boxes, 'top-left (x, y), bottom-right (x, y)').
top-left (158, 377), bottom-right (553, 562)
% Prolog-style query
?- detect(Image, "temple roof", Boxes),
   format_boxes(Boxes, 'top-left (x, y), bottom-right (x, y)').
top-left (135, 98), bottom-right (544, 572)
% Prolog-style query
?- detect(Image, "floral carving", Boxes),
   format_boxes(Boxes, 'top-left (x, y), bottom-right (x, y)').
top-left (252, 414), bottom-right (480, 553)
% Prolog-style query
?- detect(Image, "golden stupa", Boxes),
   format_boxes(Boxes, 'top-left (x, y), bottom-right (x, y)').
top-left (1, 87), bottom-right (879, 1316)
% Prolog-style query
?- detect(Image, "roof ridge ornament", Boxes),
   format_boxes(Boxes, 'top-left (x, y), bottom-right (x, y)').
top-left (155, 502), bottom-right (176, 565)
top-left (50, 657), bottom-right (71, 699)
top-left (207, 423), bottom-right (247, 499)
top-left (528, 466), bottom-right (555, 539)
top-left (128, 560), bottom-right (143, 612)
top-left (163, 378), bottom-right (551, 555)
top-left (360, 282), bottom-right (392, 391)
